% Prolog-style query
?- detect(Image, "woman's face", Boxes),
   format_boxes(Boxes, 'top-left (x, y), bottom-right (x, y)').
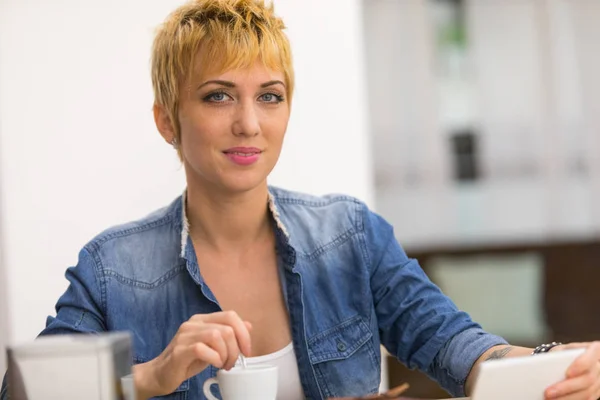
top-left (156, 61), bottom-right (290, 195)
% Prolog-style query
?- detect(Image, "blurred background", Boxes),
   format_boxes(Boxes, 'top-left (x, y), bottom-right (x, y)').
top-left (365, 0), bottom-right (600, 397)
top-left (0, 0), bottom-right (599, 398)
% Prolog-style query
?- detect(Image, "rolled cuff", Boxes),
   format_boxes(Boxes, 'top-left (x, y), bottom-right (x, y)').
top-left (429, 327), bottom-right (508, 397)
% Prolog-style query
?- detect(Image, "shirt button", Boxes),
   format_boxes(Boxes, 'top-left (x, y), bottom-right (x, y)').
top-left (336, 341), bottom-right (347, 352)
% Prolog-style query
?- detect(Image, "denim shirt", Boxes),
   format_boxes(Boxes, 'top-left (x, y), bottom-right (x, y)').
top-left (1, 186), bottom-right (506, 400)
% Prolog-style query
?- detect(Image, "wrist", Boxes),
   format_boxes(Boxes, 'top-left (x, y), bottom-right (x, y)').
top-left (133, 360), bottom-right (161, 400)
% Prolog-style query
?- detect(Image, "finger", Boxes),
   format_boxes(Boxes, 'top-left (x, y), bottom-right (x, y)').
top-left (195, 323), bottom-right (240, 370)
top-left (546, 384), bottom-right (600, 400)
top-left (178, 319), bottom-right (206, 338)
top-left (198, 327), bottom-right (229, 369)
top-left (175, 326), bottom-right (231, 368)
top-left (219, 324), bottom-right (242, 370)
top-left (548, 391), bottom-right (589, 400)
top-left (546, 373), bottom-right (597, 398)
top-left (567, 343), bottom-right (600, 378)
top-left (197, 311), bottom-right (252, 357)
top-left (589, 341), bottom-right (600, 358)
top-left (190, 342), bottom-right (223, 369)
top-left (173, 330), bottom-right (224, 362)
top-left (187, 313), bottom-right (252, 334)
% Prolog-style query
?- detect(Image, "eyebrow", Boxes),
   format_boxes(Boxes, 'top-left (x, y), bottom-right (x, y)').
top-left (260, 80), bottom-right (286, 88)
top-left (197, 80), bottom-right (286, 90)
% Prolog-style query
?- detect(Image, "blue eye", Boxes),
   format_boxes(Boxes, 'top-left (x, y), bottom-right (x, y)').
top-left (259, 93), bottom-right (284, 103)
top-left (204, 91), bottom-right (231, 102)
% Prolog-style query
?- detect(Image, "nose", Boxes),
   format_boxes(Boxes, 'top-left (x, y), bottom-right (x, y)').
top-left (232, 101), bottom-right (260, 137)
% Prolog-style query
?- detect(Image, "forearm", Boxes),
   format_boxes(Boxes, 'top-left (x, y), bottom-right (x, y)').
top-left (133, 361), bottom-right (162, 400)
top-left (465, 344), bottom-right (534, 395)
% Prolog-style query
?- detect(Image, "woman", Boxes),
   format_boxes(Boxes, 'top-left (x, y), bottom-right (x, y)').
top-left (2, 0), bottom-right (600, 399)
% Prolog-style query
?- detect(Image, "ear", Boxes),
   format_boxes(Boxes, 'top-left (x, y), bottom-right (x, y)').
top-left (153, 104), bottom-right (176, 144)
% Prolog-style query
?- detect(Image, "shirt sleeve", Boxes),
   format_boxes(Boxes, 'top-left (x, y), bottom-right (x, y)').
top-left (1, 247), bottom-right (107, 399)
top-left (429, 327), bottom-right (508, 396)
top-left (0, 376), bottom-right (7, 400)
top-left (360, 203), bottom-right (507, 397)
top-left (41, 247), bottom-right (107, 335)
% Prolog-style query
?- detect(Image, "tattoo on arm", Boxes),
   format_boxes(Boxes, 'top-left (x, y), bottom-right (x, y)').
top-left (484, 346), bottom-right (514, 361)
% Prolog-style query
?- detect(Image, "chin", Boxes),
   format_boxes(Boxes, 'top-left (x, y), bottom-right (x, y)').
top-left (219, 174), bottom-right (268, 194)
top-left (186, 159), bottom-right (271, 195)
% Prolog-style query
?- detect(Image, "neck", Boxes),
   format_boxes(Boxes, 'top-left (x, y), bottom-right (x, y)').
top-left (184, 181), bottom-right (272, 251)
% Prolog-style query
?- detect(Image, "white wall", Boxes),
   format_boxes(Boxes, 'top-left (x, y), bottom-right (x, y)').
top-left (363, 0), bottom-right (449, 188)
top-left (364, 0), bottom-right (600, 250)
top-left (0, 216), bottom-right (8, 374)
top-left (0, 0), bottom-right (374, 374)
top-left (269, 0), bottom-right (374, 204)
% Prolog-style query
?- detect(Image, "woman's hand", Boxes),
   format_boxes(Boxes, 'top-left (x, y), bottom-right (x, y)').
top-left (133, 311), bottom-right (252, 400)
top-left (545, 341), bottom-right (600, 400)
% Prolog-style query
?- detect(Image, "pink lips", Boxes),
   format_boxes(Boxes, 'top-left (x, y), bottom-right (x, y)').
top-left (223, 147), bottom-right (262, 166)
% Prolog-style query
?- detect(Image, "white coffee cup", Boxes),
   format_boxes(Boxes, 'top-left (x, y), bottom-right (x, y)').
top-left (202, 365), bottom-right (278, 400)
top-left (120, 374), bottom-right (136, 400)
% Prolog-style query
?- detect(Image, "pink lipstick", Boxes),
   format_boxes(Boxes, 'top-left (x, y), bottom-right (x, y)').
top-left (223, 147), bottom-right (262, 166)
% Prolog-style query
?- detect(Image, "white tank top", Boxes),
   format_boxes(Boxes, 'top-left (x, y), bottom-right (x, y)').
top-left (235, 342), bottom-right (305, 400)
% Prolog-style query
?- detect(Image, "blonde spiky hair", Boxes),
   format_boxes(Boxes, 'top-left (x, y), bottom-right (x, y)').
top-left (151, 0), bottom-right (294, 144)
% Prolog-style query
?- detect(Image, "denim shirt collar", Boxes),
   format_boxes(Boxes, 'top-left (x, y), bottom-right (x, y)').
top-left (178, 187), bottom-right (297, 270)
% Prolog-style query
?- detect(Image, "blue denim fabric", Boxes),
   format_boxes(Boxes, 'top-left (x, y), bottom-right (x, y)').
top-left (1, 186), bottom-right (506, 399)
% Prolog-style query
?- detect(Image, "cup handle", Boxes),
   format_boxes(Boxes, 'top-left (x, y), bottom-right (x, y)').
top-left (202, 377), bottom-right (220, 400)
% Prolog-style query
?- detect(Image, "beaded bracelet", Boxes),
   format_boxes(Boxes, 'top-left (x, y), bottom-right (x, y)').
top-left (532, 341), bottom-right (562, 355)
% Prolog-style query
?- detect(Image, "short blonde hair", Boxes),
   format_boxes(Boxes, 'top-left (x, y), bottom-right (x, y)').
top-left (151, 0), bottom-right (294, 143)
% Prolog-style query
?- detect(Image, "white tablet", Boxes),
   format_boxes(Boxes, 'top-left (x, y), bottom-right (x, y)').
top-left (471, 348), bottom-right (586, 400)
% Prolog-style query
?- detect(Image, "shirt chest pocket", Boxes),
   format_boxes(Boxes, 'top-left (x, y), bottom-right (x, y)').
top-left (307, 315), bottom-right (380, 398)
